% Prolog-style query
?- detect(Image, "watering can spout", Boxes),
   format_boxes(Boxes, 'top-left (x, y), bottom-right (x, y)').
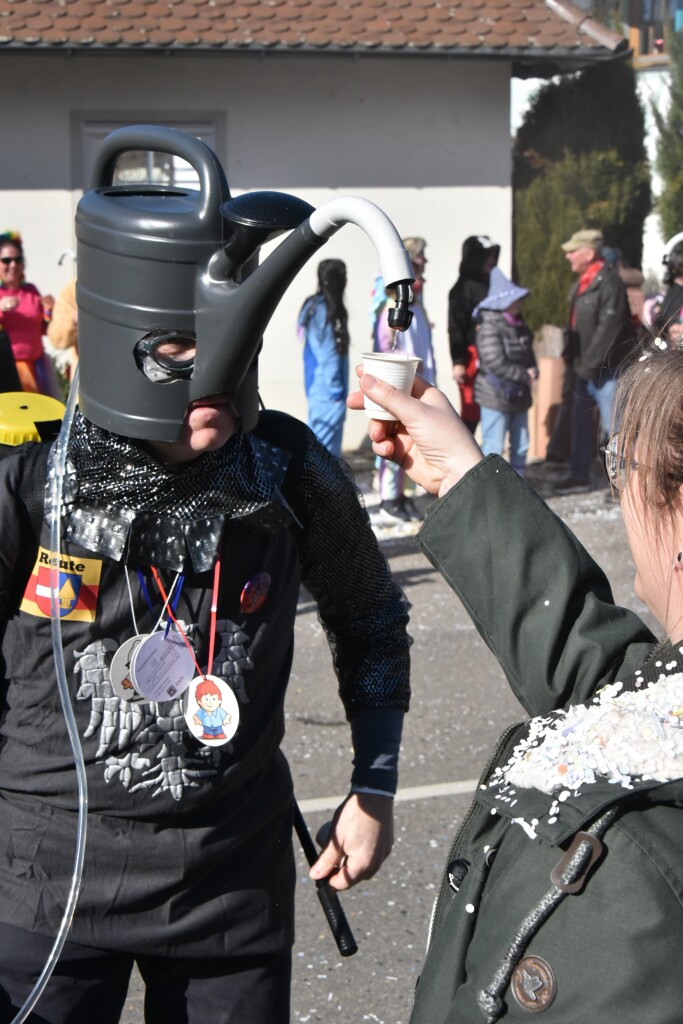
top-left (206, 194), bottom-right (416, 380)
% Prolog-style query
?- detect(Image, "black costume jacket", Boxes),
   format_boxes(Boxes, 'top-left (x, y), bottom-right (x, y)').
top-left (0, 411), bottom-right (410, 957)
top-left (472, 310), bottom-right (536, 414)
top-left (565, 262), bottom-right (635, 382)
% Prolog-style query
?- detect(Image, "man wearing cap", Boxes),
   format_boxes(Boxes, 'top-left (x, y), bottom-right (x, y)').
top-left (554, 228), bottom-right (636, 495)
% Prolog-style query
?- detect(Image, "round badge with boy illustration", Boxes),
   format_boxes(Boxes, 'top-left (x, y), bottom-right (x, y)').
top-left (183, 674), bottom-right (240, 748)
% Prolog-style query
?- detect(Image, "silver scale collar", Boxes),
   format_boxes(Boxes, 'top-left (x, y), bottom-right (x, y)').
top-left (52, 411), bottom-right (294, 572)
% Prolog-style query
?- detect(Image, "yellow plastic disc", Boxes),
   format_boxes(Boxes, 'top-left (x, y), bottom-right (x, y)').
top-left (0, 392), bottom-right (66, 445)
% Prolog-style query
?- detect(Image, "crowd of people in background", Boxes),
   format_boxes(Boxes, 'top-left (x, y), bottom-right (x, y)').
top-left (300, 223), bottom-right (678, 513)
top-left (2, 221), bottom-right (677, 516)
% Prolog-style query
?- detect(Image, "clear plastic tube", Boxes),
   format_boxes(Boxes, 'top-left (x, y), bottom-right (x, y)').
top-left (10, 368), bottom-right (88, 1024)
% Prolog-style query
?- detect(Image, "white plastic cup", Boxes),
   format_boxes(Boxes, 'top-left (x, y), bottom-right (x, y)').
top-left (361, 352), bottom-right (422, 420)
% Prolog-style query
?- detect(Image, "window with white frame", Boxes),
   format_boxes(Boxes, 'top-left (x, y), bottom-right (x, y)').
top-left (78, 117), bottom-right (220, 190)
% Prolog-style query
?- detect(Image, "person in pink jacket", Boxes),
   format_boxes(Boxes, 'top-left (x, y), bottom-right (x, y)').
top-left (0, 231), bottom-right (59, 396)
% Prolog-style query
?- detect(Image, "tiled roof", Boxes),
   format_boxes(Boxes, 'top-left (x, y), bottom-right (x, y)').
top-left (0, 0), bottom-right (628, 71)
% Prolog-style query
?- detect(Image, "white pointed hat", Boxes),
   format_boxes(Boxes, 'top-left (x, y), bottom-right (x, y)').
top-left (474, 266), bottom-right (529, 315)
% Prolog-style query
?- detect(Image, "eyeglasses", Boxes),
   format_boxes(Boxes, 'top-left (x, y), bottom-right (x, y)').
top-left (601, 434), bottom-right (637, 490)
top-left (0, 256), bottom-right (23, 266)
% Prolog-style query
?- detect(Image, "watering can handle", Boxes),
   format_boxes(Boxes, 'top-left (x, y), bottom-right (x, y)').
top-left (90, 124), bottom-right (229, 221)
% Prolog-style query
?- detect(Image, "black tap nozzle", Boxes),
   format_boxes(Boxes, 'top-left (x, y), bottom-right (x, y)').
top-left (387, 280), bottom-right (414, 331)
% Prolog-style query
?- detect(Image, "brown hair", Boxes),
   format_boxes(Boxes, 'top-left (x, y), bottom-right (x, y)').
top-left (613, 349), bottom-right (683, 533)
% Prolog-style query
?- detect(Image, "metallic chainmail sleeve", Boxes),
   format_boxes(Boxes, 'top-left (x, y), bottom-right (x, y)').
top-left (294, 430), bottom-right (412, 716)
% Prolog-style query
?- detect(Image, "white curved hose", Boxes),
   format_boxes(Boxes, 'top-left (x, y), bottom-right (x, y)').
top-left (308, 196), bottom-right (414, 288)
top-left (11, 368), bottom-right (88, 1024)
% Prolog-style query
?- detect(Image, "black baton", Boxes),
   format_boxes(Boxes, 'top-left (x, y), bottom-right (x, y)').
top-left (293, 803), bottom-right (358, 957)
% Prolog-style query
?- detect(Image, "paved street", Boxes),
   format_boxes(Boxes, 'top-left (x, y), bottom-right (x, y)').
top-left (118, 455), bottom-right (656, 1023)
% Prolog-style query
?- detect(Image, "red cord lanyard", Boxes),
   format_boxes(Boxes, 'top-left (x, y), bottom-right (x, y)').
top-left (206, 559), bottom-right (221, 678)
top-left (151, 560), bottom-right (221, 681)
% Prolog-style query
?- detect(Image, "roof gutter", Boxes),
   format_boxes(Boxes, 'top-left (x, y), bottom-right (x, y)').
top-left (0, 41), bottom-right (631, 71)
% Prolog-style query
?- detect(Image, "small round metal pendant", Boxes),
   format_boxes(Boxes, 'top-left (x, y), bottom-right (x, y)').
top-left (110, 634), bottom-right (150, 702)
top-left (511, 955), bottom-right (557, 1013)
top-left (130, 630), bottom-right (196, 702)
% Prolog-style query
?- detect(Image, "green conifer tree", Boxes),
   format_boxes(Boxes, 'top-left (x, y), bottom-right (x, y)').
top-left (515, 150), bottom-right (649, 329)
top-left (653, 27), bottom-right (683, 241)
top-left (513, 59), bottom-right (650, 329)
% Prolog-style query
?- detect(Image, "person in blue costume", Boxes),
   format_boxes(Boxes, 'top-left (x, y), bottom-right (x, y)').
top-left (298, 259), bottom-right (350, 458)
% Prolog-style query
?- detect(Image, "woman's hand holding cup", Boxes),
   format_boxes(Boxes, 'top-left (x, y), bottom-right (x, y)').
top-left (347, 368), bottom-right (484, 498)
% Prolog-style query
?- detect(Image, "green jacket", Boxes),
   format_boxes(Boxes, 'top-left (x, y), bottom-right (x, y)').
top-left (410, 456), bottom-right (683, 1024)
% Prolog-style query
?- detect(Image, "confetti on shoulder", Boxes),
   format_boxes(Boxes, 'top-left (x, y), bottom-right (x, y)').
top-left (495, 674), bottom-right (683, 797)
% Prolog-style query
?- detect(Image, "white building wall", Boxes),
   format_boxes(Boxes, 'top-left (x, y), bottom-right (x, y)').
top-left (0, 53), bottom-right (512, 448)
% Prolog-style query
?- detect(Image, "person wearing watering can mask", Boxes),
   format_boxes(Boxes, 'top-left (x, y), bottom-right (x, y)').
top-left (0, 131), bottom-right (411, 1023)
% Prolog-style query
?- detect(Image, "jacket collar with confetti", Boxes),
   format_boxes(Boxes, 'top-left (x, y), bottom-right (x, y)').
top-left (476, 638), bottom-right (683, 845)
